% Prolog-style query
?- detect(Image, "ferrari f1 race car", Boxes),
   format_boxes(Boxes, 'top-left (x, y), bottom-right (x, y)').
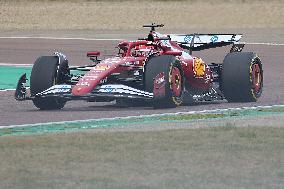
top-left (15, 24), bottom-right (263, 109)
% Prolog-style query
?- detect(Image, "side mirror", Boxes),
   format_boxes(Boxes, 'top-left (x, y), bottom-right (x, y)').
top-left (87, 51), bottom-right (101, 62)
top-left (87, 51), bottom-right (100, 57)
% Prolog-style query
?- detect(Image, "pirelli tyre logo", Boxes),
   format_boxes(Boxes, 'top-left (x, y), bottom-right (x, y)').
top-left (193, 58), bottom-right (205, 78)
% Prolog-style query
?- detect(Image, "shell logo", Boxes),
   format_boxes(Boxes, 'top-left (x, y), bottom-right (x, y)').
top-left (94, 65), bottom-right (110, 71)
top-left (193, 58), bottom-right (205, 77)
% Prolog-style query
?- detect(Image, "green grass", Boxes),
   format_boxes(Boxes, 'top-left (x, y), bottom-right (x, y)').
top-left (2, 106), bottom-right (284, 136)
top-left (0, 126), bottom-right (283, 189)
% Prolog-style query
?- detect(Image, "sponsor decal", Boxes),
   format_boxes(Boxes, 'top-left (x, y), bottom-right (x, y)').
top-left (193, 58), bottom-right (205, 78)
top-left (184, 35), bottom-right (192, 43)
top-left (84, 76), bottom-right (98, 80)
top-left (92, 70), bottom-right (103, 74)
top-left (205, 72), bottom-right (212, 83)
top-left (99, 78), bottom-right (108, 84)
top-left (94, 65), bottom-right (110, 71)
top-left (105, 85), bottom-right (114, 93)
top-left (210, 35), bottom-right (218, 43)
top-left (153, 72), bottom-right (166, 98)
top-left (155, 74), bottom-right (165, 85)
top-left (137, 45), bottom-right (154, 51)
top-left (103, 57), bottom-right (123, 64)
top-left (98, 84), bottom-right (153, 97)
top-left (39, 85), bottom-right (71, 95)
top-left (79, 81), bottom-right (90, 86)
top-left (55, 85), bottom-right (71, 93)
top-left (163, 40), bottom-right (170, 47)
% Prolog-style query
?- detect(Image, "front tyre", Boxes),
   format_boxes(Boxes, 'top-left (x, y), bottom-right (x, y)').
top-left (145, 55), bottom-right (184, 108)
top-left (30, 56), bottom-right (66, 110)
top-left (221, 52), bottom-right (263, 102)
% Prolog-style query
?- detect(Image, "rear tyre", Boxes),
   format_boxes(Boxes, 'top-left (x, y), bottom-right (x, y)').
top-left (221, 52), bottom-right (263, 102)
top-left (30, 56), bottom-right (66, 110)
top-left (145, 55), bottom-right (184, 108)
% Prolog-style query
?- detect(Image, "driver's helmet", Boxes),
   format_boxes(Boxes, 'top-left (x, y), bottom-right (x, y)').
top-left (118, 41), bottom-right (129, 51)
top-left (118, 41), bottom-right (129, 56)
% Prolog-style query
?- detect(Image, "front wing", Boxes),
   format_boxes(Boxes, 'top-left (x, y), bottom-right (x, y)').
top-left (15, 75), bottom-right (153, 101)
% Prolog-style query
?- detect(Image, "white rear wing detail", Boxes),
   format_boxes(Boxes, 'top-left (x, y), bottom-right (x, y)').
top-left (168, 34), bottom-right (242, 52)
top-left (169, 34), bottom-right (242, 45)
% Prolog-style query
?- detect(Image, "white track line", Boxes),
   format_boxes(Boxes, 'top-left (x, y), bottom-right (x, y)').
top-left (246, 42), bottom-right (284, 46)
top-left (0, 89), bottom-right (15, 92)
top-left (0, 88), bottom-right (30, 92)
top-left (0, 36), bottom-right (123, 41)
top-left (0, 36), bottom-right (284, 46)
top-left (1, 104), bottom-right (284, 129)
top-left (0, 63), bottom-right (33, 67)
top-left (0, 89), bottom-right (15, 91)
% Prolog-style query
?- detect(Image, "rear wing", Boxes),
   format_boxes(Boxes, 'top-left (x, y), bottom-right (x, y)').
top-left (168, 34), bottom-right (244, 53)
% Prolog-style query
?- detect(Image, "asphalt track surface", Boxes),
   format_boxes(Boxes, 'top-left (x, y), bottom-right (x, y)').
top-left (0, 38), bottom-right (283, 126)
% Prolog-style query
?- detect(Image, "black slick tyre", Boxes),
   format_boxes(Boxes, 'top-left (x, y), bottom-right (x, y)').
top-left (145, 55), bottom-right (184, 108)
top-left (30, 56), bottom-right (66, 110)
top-left (221, 52), bottom-right (263, 102)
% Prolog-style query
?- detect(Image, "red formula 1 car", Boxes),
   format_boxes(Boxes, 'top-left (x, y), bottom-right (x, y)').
top-left (15, 24), bottom-right (263, 109)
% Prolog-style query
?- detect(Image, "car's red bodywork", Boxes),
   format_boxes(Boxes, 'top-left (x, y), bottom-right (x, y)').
top-left (74, 36), bottom-right (212, 96)
top-left (15, 24), bottom-right (263, 109)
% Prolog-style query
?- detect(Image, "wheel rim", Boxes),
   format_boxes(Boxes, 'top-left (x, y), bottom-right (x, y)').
top-left (170, 66), bottom-right (182, 97)
top-left (251, 63), bottom-right (262, 93)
